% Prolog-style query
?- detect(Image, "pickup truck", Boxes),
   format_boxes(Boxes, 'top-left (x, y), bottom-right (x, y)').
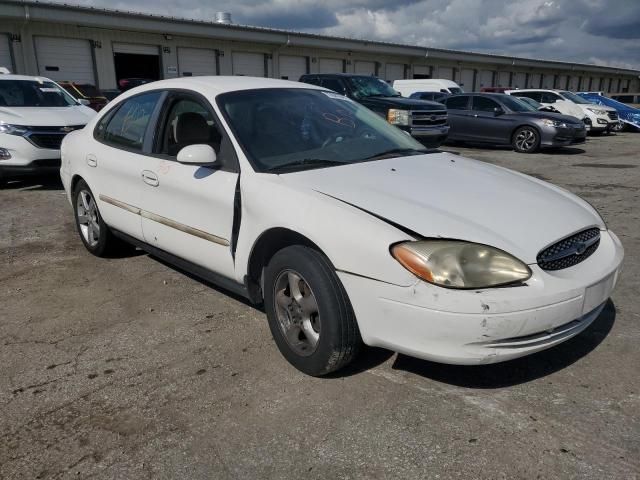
top-left (299, 73), bottom-right (449, 147)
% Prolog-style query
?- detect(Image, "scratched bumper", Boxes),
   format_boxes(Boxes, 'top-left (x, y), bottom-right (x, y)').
top-left (337, 230), bottom-right (623, 365)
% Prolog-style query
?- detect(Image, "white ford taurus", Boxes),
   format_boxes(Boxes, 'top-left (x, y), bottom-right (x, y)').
top-left (60, 77), bottom-right (624, 376)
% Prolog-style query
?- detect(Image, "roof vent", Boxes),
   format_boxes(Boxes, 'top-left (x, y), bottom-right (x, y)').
top-left (214, 12), bottom-right (232, 24)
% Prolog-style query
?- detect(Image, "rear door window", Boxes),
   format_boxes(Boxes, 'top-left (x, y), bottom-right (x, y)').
top-left (540, 92), bottom-right (561, 103)
top-left (101, 92), bottom-right (161, 151)
top-left (472, 96), bottom-right (500, 112)
top-left (320, 78), bottom-right (347, 95)
top-left (518, 91), bottom-right (543, 102)
top-left (444, 95), bottom-right (470, 110)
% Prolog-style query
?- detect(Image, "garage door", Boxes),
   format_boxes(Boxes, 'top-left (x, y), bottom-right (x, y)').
top-left (35, 37), bottom-right (95, 84)
top-left (497, 71), bottom-right (510, 87)
top-left (232, 52), bottom-right (266, 77)
top-left (113, 43), bottom-right (159, 56)
top-left (0, 34), bottom-right (12, 71)
top-left (413, 65), bottom-right (431, 79)
top-left (279, 55), bottom-right (307, 80)
top-left (479, 70), bottom-right (494, 87)
top-left (529, 73), bottom-right (541, 88)
top-left (513, 72), bottom-right (527, 89)
top-left (436, 67), bottom-right (453, 80)
top-left (354, 61), bottom-right (375, 75)
top-left (385, 63), bottom-right (405, 82)
top-left (319, 58), bottom-right (343, 74)
top-left (177, 47), bottom-right (216, 77)
top-left (460, 69), bottom-right (474, 91)
top-left (541, 74), bottom-right (554, 89)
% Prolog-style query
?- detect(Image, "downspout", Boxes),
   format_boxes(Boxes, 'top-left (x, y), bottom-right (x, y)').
top-left (20, 4), bottom-right (30, 75)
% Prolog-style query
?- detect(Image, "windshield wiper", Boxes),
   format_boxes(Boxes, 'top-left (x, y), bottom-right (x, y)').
top-left (265, 158), bottom-right (346, 173)
top-left (362, 148), bottom-right (429, 161)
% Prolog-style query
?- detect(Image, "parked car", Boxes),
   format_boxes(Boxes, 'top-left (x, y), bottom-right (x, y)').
top-left (0, 73), bottom-right (96, 186)
top-left (59, 81), bottom-right (108, 111)
top-left (577, 92), bottom-right (639, 131)
top-left (442, 93), bottom-right (586, 152)
top-left (100, 89), bottom-right (122, 102)
top-left (506, 89), bottom-right (618, 134)
top-left (299, 74), bottom-right (449, 147)
top-left (516, 96), bottom-right (562, 113)
top-left (480, 87), bottom-right (512, 93)
top-left (118, 78), bottom-right (154, 91)
top-left (61, 77), bottom-right (623, 376)
top-left (393, 78), bottom-right (463, 96)
top-left (409, 91), bottom-right (450, 102)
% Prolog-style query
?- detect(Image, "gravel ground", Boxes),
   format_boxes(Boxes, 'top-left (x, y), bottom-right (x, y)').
top-left (1, 132), bottom-right (639, 479)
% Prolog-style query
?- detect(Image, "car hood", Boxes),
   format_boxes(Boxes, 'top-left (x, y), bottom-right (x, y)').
top-left (359, 96), bottom-right (444, 111)
top-left (285, 152), bottom-right (604, 263)
top-left (0, 106), bottom-right (96, 126)
top-left (509, 111), bottom-right (585, 124)
top-left (577, 103), bottom-right (617, 113)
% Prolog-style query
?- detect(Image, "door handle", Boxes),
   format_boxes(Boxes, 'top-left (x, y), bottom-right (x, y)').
top-left (86, 154), bottom-right (97, 167)
top-left (141, 170), bottom-right (159, 187)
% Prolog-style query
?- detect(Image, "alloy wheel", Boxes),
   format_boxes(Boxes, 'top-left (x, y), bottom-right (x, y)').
top-left (515, 129), bottom-right (537, 151)
top-left (76, 189), bottom-right (100, 247)
top-left (273, 269), bottom-right (321, 356)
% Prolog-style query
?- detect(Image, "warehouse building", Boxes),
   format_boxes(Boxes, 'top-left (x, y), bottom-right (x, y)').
top-left (1, 0), bottom-right (639, 93)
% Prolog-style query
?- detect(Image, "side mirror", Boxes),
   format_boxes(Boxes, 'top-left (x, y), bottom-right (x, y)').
top-left (177, 144), bottom-right (218, 166)
top-left (494, 107), bottom-right (505, 116)
top-left (78, 98), bottom-right (91, 106)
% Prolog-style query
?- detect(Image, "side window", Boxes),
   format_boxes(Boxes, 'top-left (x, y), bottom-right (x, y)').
top-left (444, 96), bottom-right (470, 110)
top-left (472, 96), bottom-right (500, 112)
top-left (302, 76), bottom-right (321, 86)
top-left (101, 92), bottom-right (161, 151)
top-left (321, 78), bottom-right (346, 95)
top-left (159, 97), bottom-right (222, 157)
top-left (519, 91), bottom-right (542, 102)
top-left (541, 92), bottom-right (560, 103)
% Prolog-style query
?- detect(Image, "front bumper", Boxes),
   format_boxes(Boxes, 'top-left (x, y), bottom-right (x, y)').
top-left (339, 230), bottom-right (623, 365)
top-left (0, 133), bottom-right (62, 178)
top-left (541, 124), bottom-right (587, 147)
top-left (404, 124), bottom-right (450, 138)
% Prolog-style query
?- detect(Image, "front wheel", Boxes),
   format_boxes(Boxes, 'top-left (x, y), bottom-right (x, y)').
top-left (512, 126), bottom-right (540, 153)
top-left (264, 245), bottom-right (361, 376)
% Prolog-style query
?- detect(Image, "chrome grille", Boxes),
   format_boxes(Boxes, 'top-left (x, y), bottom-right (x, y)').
top-left (410, 110), bottom-right (448, 127)
top-left (24, 125), bottom-right (84, 150)
top-left (607, 111), bottom-right (618, 120)
top-left (537, 228), bottom-right (600, 271)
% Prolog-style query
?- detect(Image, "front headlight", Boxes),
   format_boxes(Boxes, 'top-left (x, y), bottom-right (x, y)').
top-left (587, 108), bottom-right (607, 115)
top-left (0, 123), bottom-right (29, 136)
top-left (391, 240), bottom-right (531, 289)
top-left (541, 119), bottom-right (567, 128)
top-left (387, 109), bottom-right (410, 126)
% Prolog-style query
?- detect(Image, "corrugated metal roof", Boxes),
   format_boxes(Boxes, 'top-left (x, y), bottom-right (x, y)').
top-left (2, 0), bottom-right (639, 74)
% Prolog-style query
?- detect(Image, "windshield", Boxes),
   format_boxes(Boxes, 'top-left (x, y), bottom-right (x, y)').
top-left (449, 87), bottom-right (463, 94)
top-left (347, 76), bottom-right (400, 98)
top-left (0, 80), bottom-right (78, 107)
top-left (499, 95), bottom-right (537, 112)
top-left (217, 88), bottom-right (429, 173)
top-left (517, 96), bottom-right (541, 108)
top-left (560, 91), bottom-right (592, 104)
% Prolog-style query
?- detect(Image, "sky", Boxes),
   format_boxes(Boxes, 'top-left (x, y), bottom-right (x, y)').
top-left (52, 0), bottom-right (640, 70)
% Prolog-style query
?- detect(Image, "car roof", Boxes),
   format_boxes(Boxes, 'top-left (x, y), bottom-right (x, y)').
top-left (125, 76), bottom-right (325, 96)
top-left (506, 88), bottom-right (560, 93)
top-left (0, 73), bottom-right (55, 82)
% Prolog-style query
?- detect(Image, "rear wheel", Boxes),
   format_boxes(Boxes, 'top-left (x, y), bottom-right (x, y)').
top-left (512, 126), bottom-right (540, 153)
top-left (73, 179), bottom-right (128, 257)
top-left (264, 245), bottom-right (361, 376)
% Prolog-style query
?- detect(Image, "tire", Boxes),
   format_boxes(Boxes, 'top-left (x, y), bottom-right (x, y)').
top-left (72, 179), bottom-right (128, 257)
top-left (264, 245), bottom-right (361, 376)
top-left (512, 126), bottom-right (541, 153)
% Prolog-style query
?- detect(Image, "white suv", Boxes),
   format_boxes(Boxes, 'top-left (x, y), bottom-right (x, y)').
top-left (505, 89), bottom-right (618, 134)
top-left (0, 73), bottom-right (96, 186)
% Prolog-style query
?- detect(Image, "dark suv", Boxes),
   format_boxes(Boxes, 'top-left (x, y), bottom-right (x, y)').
top-left (299, 74), bottom-right (449, 147)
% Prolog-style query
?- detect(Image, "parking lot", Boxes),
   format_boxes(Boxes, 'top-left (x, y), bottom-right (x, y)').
top-left (1, 133), bottom-right (638, 479)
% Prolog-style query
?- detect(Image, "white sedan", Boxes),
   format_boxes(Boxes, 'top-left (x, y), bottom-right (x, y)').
top-left (60, 77), bottom-right (624, 376)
